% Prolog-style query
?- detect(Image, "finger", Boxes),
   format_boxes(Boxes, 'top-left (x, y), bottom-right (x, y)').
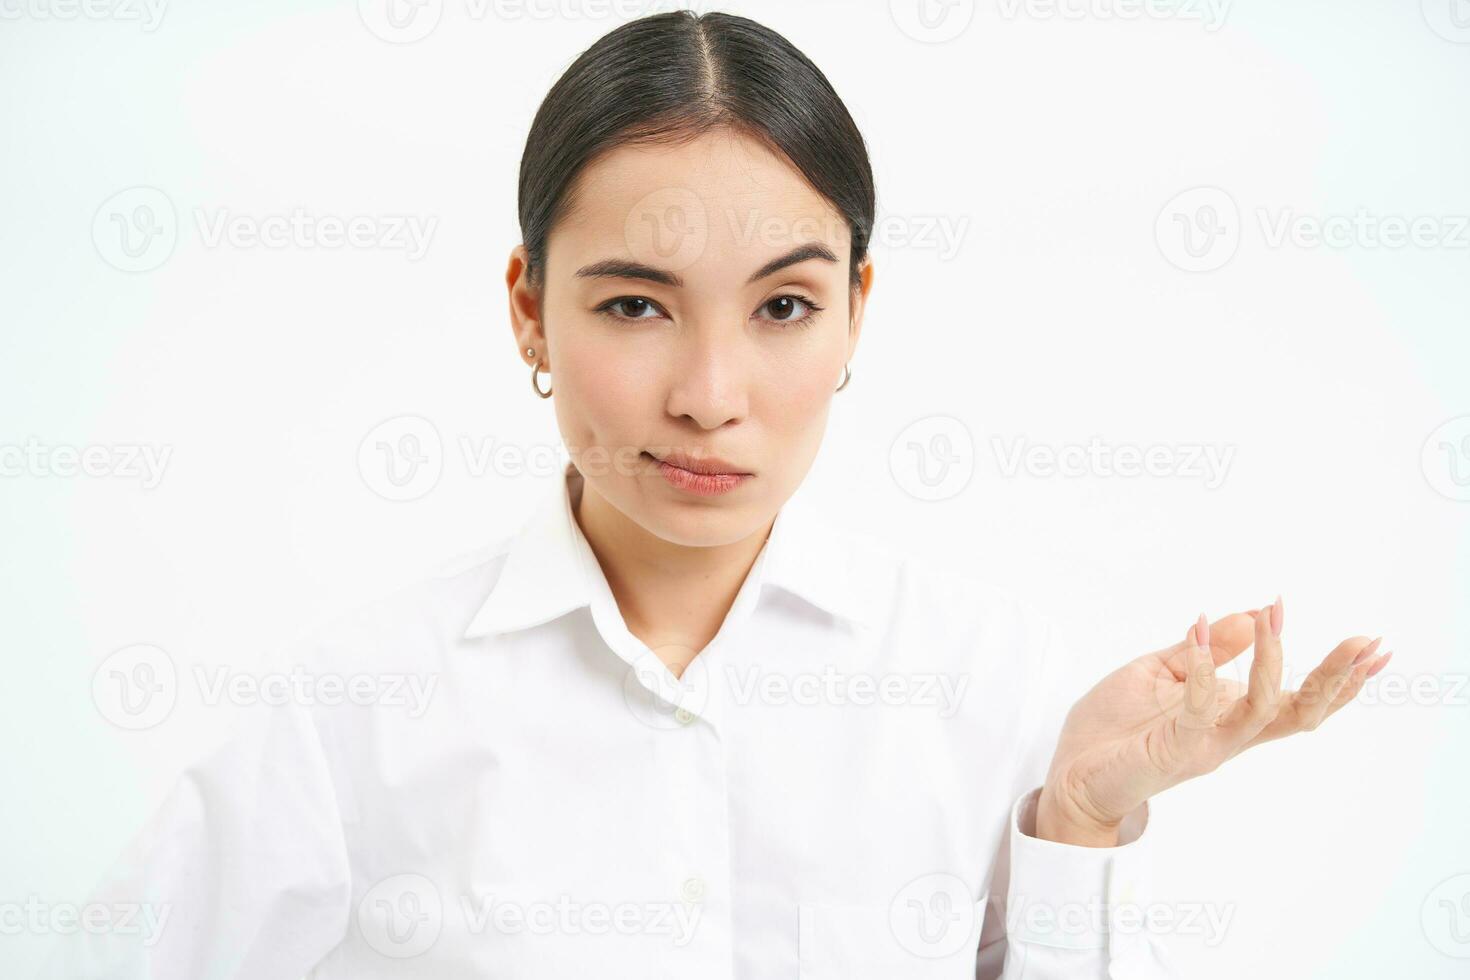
top-left (1326, 647), bottom-right (1393, 713)
top-left (1326, 657), bottom-right (1374, 714)
top-left (1234, 644), bottom-right (1390, 756)
top-left (1274, 635), bottom-right (1382, 736)
top-left (1162, 610), bottom-right (1258, 679)
top-left (1218, 599), bottom-right (1285, 743)
top-left (1178, 613), bottom-right (1221, 738)
top-left (1366, 649), bottom-right (1394, 678)
top-left (1298, 635), bottom-right (1382, 729)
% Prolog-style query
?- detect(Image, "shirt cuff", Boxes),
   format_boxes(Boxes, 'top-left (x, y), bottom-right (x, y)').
top-left (1006, 785), bottom-right (1154, 957)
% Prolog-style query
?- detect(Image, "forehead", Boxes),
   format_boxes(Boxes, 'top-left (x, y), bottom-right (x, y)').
top-left (550, 127), bottom-right (850, 283)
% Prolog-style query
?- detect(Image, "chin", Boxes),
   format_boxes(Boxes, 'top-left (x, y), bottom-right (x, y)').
top-left (641, 498), bottom-right (764, 548)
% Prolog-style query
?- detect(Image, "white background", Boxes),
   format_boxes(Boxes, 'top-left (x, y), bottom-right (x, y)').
top-left (2, 0), bottom-right (1468, 976)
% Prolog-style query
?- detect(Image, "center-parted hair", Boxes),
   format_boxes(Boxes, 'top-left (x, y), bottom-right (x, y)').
top-left (517, 10), bottom-right (876, 302)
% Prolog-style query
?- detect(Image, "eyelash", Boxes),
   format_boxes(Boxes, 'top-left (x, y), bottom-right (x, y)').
top-left (594, 293), bottom-right (825, 329)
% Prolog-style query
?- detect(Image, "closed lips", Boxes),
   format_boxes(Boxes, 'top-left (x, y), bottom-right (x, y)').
top-left (647, 452), bottom-right (750, 476)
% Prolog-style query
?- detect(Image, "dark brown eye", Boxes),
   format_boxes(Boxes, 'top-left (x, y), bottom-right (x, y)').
top-left (766, 297), bottom-right (800, 320)
top-left (598, 296), bottom-right (663, 321)
top-left (755, 294), bottom-right (822, 326)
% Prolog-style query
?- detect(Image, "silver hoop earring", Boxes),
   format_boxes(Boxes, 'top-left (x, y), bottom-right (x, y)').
top-left (835, 362), bottom-right (852, 392)
top-left (527, 347), bottom-right (552, 399)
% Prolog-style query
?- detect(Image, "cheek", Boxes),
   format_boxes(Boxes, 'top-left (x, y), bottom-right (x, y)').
top-left (561, 343), bottom-right (643, 400)
top-left (548, 324), bottom-right (649, 441)
top-left (760, 340), bottom-right (842, 433)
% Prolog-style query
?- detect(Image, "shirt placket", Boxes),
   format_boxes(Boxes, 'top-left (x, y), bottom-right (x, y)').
top-left (578, 539), bottom-right (773, 980)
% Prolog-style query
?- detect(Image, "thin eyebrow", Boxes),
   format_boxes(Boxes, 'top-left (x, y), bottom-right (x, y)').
top-left (574, 241), bottom-right (839, 289)
top-left (745, 242), bottom-right (839, 284)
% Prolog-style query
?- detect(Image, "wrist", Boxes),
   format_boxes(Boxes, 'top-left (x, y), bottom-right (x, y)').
top-left (1036, 782), bottom-right (1124, 848)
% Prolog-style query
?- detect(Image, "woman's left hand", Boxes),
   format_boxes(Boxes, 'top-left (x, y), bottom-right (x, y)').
top-left (1037, 598), bottom-right (1393, 846)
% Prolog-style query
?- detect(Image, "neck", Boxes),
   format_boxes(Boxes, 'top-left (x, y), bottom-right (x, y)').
top-left (571, 467), bottom-right (772, 675)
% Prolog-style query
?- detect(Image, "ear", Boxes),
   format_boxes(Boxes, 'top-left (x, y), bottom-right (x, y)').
top-left (506, 244), bottom-right (547, 367)
top-left (847, 254), bottom-right (874, 362)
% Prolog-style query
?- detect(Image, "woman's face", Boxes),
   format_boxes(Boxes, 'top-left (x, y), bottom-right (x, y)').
top-left (507, 126), bottom-right (872, 547)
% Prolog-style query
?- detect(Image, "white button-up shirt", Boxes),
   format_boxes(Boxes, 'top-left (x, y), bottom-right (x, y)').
top-left (45, 462), bottom-right (1168, 979)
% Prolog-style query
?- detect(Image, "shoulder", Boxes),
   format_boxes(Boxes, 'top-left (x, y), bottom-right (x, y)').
top-left (285, 538), bottom-right (517, 673)
top-left (853, 523), bottom-right (1056, 648)
top-left (810, 513), bottom-right (1058, 679)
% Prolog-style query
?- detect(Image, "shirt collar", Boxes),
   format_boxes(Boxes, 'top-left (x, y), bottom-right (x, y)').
top-left (463, 461), bottom-right (879, 639)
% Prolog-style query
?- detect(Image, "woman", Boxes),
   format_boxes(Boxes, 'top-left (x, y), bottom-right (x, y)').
top-left (49, 10), bottom-right (1390, 979)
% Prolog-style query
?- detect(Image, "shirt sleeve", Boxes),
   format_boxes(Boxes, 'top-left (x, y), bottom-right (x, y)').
top-left (34, 697), bottom-right (353, 980)
top-left (976, 606), bottom-right (1175, 979)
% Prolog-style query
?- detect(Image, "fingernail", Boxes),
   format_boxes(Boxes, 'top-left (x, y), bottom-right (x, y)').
top-left (1365, 648), bottom-right (1392, 674)
top-left (1270, 595), bottom-right (1283, 637)
top-left (1352, 636), bottom-right (1383, 666)
top-left (1196, 612), bottom-right (1210, 650)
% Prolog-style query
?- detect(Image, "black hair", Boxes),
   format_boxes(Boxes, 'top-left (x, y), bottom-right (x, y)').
top-left (516, 9), bottom-right (876, 309)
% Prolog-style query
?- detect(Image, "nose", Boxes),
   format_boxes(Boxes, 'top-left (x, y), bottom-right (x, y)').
top-left (663, 322), bottom-right (750, 431)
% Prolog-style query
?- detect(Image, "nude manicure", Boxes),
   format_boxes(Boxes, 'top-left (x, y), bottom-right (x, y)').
top-left (1352, 636), bottom-right (1384, 666)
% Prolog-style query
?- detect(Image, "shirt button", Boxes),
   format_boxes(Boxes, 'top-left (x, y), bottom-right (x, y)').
top-left (681, 876), bottom-right (706, 903)
top-left (674, 707), bottom-right (695, 725)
